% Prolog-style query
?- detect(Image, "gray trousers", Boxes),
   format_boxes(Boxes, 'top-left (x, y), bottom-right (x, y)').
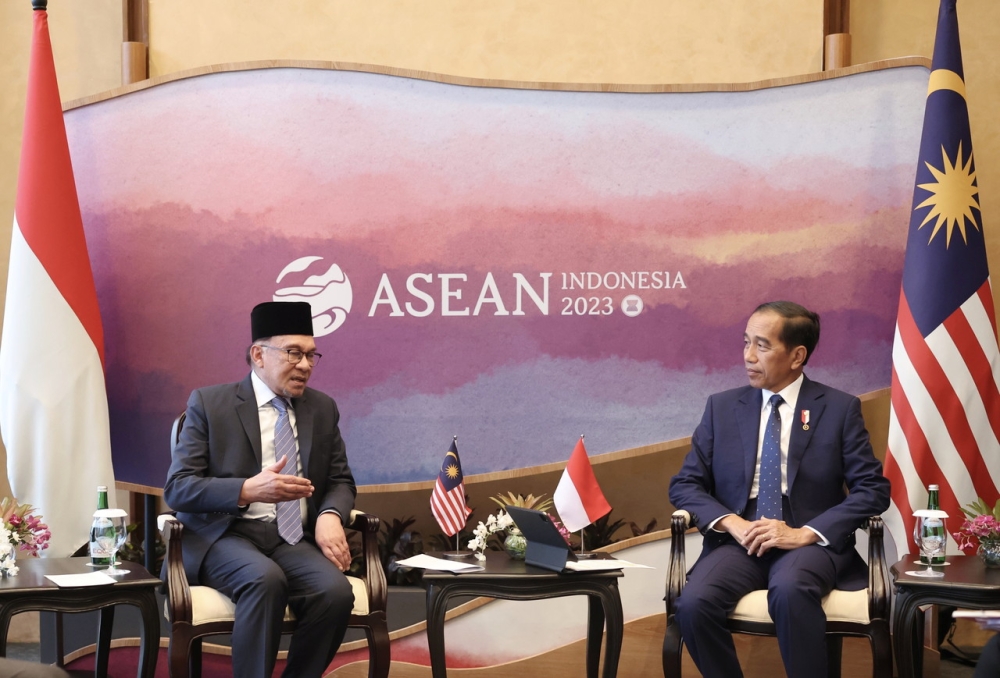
top-left (200, 519), bottom-right (353, 678)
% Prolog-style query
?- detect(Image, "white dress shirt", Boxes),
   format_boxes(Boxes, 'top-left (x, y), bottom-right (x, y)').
top-left (245, 370), bottom-right (306, 526)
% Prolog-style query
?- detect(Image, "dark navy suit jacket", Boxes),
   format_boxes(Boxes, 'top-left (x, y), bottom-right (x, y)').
top-left (164, 374), bottom-right (356, 584)
top-left (668, 376), bottom-right (890, 589)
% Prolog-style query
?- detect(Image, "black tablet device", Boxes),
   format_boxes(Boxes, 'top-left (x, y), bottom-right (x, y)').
top-left (504, 505), bottom-right (577, 572)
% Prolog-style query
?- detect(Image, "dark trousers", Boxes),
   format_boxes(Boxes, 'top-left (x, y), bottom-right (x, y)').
top-left (200, 519), bottom-right (353, 678)
top-left (974, 634), bottom-right (1000, 678)
top-left (674, 538), bottom-right (838, 678)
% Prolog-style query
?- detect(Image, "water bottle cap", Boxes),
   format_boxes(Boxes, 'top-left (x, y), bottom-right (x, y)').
top-left (93, 508), bottom-right (127, 518)
top-left (929, 484), bottom-right (939, 491)
top-left (97, 485), bottom-right (108, 492)
top-left (913, 509), bottom-right (948, 519)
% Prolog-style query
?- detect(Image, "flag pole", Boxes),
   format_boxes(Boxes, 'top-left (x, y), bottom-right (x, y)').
top-left (454, 434), bottom-right (459, 554)
top-left (578, 521), bottom-right (584, 674)
top-left (580, 434), bottom-right (585, 555)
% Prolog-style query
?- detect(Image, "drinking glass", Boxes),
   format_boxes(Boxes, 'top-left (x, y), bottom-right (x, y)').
top-left (905, 509), bottom-right (948, 578)
top-left (100, 511), bottom-right (129, 575)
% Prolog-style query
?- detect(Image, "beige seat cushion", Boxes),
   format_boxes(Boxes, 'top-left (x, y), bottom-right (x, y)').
top-left (166, 576), bottom-right (369, 625)
top-left (729, 588), bottom-right (870, 625)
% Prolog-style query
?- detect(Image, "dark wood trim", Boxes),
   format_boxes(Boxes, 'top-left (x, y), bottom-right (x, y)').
top-left (64, 56), bottom-right (930, 111)
top-left (824, 0), bottom-right (850, 37)
top-left (123, 0), bottom-right (148, 45)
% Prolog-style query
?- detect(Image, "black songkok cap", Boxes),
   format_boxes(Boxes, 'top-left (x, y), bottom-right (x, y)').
top-left (251, 302), bottom-right (314, 341)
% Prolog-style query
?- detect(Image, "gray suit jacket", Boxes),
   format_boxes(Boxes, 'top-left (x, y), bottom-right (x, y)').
top-left (164, 374), bottom-right (356, 583)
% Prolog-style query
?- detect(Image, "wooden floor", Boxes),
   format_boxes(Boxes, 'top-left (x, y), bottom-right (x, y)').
top-left (329, 613), bottom-right (880, 677)
top-left (6, 609), bottom-right (987, 676)
top-left (329, 616), bottom-right (992, 677)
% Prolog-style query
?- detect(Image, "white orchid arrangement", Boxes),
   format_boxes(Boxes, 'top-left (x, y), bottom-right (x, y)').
top-left (0, 534), bottom-right (17, 576)
top-left (467, 509), bottom-right (516, 560)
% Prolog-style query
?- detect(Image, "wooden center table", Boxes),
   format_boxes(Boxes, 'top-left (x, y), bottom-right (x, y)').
top-left (0, 557), bottom-right (160, 678)
top-left (420, 550), bottom-right (624, 678)
top-left (892, 554), bottom-right (1000, 678)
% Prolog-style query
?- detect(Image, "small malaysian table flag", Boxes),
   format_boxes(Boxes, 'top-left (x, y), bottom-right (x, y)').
top-left (430, 437), bottom-right (472, 537)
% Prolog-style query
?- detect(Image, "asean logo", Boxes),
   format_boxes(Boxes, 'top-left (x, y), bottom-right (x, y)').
top-left (621, 294), bottom-right (643, 317)
top-left (274, 256), bottom-right (353, 336)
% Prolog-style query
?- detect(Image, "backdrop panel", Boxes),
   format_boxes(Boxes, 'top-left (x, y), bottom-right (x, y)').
top-left (63, 65), bottom-right (926, 488)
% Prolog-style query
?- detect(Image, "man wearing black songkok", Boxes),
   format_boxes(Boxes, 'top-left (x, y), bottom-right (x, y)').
top-left (165, 301), bottom-right (356, 678)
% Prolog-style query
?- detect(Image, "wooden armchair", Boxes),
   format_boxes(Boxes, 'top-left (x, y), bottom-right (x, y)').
top-left (662, 511), bottom-right (891, 678)
top-left (159, 510), bottom-right (389, 678)
top-left (162, 413), bottom-right (389, 678)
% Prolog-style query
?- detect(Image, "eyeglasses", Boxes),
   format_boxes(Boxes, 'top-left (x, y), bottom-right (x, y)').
top-left (258, 344), bottom-right (323, 366)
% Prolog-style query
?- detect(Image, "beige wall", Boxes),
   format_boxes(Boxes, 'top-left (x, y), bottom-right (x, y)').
top-left (0, 0), bottom-right (998, 498)
top-left (145, 0), bottom-right (822, 84)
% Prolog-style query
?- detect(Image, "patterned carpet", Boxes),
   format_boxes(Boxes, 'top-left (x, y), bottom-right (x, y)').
top-left (62, 646), bottom-right (287, 677)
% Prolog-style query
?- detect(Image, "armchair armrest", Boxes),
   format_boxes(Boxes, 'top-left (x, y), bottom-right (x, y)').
top-left (158, 513), bottom-right (194, 624)
top-left (865, 515), bottom-right (889, 621)
top-left (666, 510), bottom-right (691, 615)
top-left (346, 510), bottom-right (386, 616)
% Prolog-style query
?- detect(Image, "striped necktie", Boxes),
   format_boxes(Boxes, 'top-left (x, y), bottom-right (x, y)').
top-left (756, 394), bottom-right (784, 521)
top-left (271, 397), bottom-right (304, 545)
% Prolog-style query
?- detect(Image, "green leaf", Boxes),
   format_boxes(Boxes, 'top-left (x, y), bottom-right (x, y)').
top-left (489, 492), bottom-right (553, 513)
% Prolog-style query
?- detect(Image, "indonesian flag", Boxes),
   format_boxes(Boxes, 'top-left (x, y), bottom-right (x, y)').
top-left (553, 438), bottom-right (611, 532)
top-left (0, 7), bottom-right (116, 557)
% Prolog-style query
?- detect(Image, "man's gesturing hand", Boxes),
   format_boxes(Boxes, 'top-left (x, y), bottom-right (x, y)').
top-left (741, 518), bottom-right (818, 556)
top-left (316, 512), bottom-right (351, 571)
top-left (238, 455), bottom-right (314, 505)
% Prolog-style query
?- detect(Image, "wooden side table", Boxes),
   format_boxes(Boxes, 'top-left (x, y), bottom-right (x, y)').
top-left (420, 551), bottom-right (624, 678)
top-left (892, 555), bottom-right (1000, 678)
top-left (0, 557), bottom-right (161, 678)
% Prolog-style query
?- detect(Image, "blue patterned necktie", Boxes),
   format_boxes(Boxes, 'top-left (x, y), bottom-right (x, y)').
top-left (271, 397), bottom-right (304, 545)
top-left (756, 394), bottom-right (784, 521)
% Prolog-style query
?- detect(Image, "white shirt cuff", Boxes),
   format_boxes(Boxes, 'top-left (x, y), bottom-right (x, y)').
top-left (804, 525), bottom-right (829, 546)
top-left (707, 514), bottom-right (732, 532)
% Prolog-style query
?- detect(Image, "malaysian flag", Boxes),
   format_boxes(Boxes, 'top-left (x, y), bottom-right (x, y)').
top-left (430, 438), bottom-right (472, 536)
top-left (883, 0), bottom-right (1000, 557)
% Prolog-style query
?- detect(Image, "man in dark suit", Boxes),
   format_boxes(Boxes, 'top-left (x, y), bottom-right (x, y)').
top-left (668, 301), bottom-right (891, 678)
top-left (164, 301), bottom-right (356, 678)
